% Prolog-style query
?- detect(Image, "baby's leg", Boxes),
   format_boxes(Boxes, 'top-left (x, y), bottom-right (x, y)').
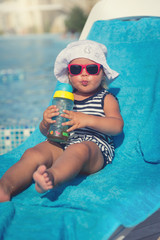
top-left (0, 141), bottom-right (63, 202)
top-left (33, 141), bottom-right (104, 193)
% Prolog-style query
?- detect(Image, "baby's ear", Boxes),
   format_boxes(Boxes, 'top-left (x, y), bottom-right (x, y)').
top-left (101, 75), bottom-right (108, 89)
top-left (68, 72), bottom-right (71, 79)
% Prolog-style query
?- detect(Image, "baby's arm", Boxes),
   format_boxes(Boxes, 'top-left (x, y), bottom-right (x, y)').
top-left (93, 94), bottom-right (124, 136)
top-left (39, 105), bottom-right (59, 136)
top-left (62, 94), bottom-right (123, 136)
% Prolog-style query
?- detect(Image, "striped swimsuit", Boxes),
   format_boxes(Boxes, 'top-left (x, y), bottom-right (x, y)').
top-left (65, 88), bottom-right (116, 165)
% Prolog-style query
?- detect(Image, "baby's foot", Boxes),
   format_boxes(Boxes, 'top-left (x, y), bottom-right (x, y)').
top-left (33, 165), bottom-right (54, 193)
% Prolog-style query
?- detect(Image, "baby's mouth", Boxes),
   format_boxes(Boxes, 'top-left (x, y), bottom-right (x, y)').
top-left (81, 80), bottom-right (88, 86)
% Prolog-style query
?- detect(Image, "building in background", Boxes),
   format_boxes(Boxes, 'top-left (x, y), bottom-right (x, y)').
top-left (0, 0), bottom-right (99, 35)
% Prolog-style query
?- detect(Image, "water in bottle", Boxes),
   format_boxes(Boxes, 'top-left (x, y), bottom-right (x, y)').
top-left (47, 89), bottom-right (74, 143)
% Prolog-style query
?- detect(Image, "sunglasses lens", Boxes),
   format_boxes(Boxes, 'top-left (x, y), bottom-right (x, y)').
top-left (86, 65), bottom-right (99, 74)
top-left (70, 65), bottom-right (82, 75)
top-left (68, 64), bottom-right (102, 75)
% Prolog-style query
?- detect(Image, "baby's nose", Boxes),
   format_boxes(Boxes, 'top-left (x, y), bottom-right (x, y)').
top-left (81, 67), bottom-right (88, 75)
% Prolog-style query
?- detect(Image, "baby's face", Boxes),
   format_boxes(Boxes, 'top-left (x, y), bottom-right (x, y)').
top-left (68, 58), bottom-right (104, 95)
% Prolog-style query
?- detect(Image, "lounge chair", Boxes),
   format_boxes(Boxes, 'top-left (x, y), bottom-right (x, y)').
top-left (0, 0), bottom-right (160, 239)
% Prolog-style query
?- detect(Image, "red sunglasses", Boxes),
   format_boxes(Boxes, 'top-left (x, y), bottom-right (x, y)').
top-left (68, 63), bottom-right (103, 75)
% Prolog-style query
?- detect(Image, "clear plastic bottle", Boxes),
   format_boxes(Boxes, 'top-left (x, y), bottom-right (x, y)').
top-left (47, 90), bottom-right (74, 143)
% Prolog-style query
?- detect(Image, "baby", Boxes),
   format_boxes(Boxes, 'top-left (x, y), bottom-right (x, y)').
top-left (0, 40), bottom-right (123, 201)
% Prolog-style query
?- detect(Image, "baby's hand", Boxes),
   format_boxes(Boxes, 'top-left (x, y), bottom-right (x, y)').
top-left (61, 110), bottom-right (89, 132)
top-left (42, 105), bottom-right (59, 127)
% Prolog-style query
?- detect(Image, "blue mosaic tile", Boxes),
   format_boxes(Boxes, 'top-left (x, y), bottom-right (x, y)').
top-left (0, 126), bottom-right (35, 155)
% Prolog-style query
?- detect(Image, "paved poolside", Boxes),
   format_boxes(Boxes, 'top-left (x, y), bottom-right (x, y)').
top-left (125, 209), bottom-right (160, 240)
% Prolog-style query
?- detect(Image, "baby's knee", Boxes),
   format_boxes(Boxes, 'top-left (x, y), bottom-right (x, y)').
top-left (21, 147), bottom-right (45, 164)
top-left (73, 142), bottom-right (91, 157)
top-left (22, 147), bottom-right (39, 157)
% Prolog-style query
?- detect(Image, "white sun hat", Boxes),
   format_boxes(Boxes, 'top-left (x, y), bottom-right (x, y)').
top-left (54, 39), bottom-right (119, 84)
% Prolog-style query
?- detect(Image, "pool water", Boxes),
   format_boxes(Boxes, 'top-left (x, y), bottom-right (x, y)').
top-left (0, 34), bottom-right (73, 128)
top-left (0, 34), bottom-right (75, 154)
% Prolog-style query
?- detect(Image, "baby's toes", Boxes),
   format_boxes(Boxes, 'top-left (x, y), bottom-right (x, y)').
top-left (45, 177), bottom-right (51, 183)
top-left (43, 172), bottom-right (49, 178)
top-left (47, 180), bottom-right (53, 187)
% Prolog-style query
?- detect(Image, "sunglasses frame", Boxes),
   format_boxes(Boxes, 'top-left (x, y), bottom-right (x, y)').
top-left (68, 63), bottom-right (103, 76)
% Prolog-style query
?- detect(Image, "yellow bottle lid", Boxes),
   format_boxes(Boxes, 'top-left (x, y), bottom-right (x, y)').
top-left (53, 91), bottom-right (74, 101)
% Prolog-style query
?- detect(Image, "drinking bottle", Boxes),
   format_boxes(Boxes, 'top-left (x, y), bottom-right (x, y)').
top-left (47, 84), bottom-right (74, 143)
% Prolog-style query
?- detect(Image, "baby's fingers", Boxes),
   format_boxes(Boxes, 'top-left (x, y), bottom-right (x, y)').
top-left (48, 119), bottom-right (56, 124)
top-left (62, 119), bottom-right (73, 127)
top-left (66, 125), bottom-right (78, 132)
top-left (49, 111), bottom-right (59, 118)
top-left (61, 110), bottom-right (73, 119)
top-left (44, 112), bottom-right (58, 121)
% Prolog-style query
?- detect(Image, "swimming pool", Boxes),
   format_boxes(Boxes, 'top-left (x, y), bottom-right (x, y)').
top-left (0, 34), bottom-right (75, 154)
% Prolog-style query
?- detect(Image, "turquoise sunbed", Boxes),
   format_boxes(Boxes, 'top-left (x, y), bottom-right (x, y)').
top-left (0, 16), bottom-right (160, 240)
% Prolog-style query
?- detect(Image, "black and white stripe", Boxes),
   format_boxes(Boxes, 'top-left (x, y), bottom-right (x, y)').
top-left (65, 88), bottom-right (116, 164)
top-left (73, 88), bottom-right (112, 140)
